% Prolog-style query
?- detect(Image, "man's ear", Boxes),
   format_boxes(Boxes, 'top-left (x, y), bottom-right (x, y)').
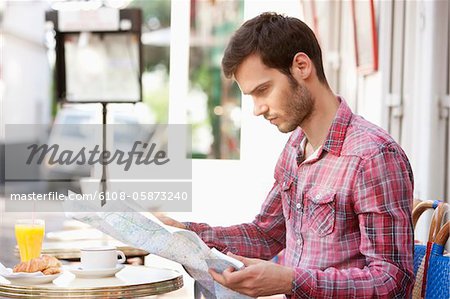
top-left (290, 52), bottom-right (312, 80)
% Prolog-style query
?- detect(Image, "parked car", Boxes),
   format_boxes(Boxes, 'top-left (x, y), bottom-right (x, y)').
top-left (41, 103), bottom-right (155, 192)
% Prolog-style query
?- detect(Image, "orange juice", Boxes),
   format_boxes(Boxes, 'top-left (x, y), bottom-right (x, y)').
top-left (15, 219), bottom-right (45, 262)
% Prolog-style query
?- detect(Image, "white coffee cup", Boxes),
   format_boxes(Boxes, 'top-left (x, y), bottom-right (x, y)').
top-left (80, 246), bottom-right (126, 270)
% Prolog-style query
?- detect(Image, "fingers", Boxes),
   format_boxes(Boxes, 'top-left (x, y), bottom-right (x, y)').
top-left (208, 258), bottom-right (273, 297)
top-left (227, 252), bottom-right (244, 260)
top-left (210, 266), bottom-right (250, 286)
top-left (208, 267), bottom-right (236, 286)
top-left (208, 269), bottom-right (225, 285)
top-left (227, 252), bottom-right (258, 266)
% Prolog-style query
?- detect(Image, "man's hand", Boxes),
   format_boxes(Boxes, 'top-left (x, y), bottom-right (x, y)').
top-left (208, 252), bottom-right (294, 297)
top-left (153, 213), bottom-right (187, 229)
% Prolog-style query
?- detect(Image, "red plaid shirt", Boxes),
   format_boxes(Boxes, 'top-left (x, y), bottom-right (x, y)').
top-left (186, 98), bottom-right (415, 298)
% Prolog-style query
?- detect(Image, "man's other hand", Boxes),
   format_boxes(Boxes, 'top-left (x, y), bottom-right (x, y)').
top-left (208, 252), bottom-right (294, 297)
top-left (153, 213), bottom-right (187, 229)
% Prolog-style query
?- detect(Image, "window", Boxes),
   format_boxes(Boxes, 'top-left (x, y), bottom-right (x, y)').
top-left (188, 0), bottom-right (243, 159)
top-left (129, 0), bottom-right (171, 123)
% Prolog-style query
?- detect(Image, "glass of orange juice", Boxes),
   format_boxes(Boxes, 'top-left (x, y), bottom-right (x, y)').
top-left (15, 219), bottom-right (45, 262)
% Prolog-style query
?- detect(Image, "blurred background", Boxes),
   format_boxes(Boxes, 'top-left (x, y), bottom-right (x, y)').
top-left (0, 0), bottom-right (449, 294)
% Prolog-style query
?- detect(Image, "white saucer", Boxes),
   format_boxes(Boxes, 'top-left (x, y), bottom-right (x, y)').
top-left (2, 272), bottom-right (62, 285)
top-left (66, 264), bottom-right (125, 278)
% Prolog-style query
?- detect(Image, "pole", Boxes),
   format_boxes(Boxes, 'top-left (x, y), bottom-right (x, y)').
top-left (101, 102), bottom-right (107, 206)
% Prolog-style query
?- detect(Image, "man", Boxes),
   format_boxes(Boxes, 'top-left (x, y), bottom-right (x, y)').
top-left (161, 12), bottom-right (414, 298)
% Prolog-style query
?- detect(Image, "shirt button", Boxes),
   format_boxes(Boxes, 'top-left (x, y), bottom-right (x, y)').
top-left (296, 203), bottom-right (301, 209)
top-left (315, 194), bottom-right (321, 199)
top-left (297, 239), bottom-right (301, 245)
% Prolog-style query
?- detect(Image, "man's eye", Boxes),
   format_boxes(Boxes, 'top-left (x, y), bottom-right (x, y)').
top-left (256, 87), bottom-right (267, 94)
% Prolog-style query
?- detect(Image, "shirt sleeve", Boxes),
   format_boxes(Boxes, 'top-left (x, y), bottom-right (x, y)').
top-left (184, 181), bottom-right (286, 260)
top-left (290, 146), bottom-right (415, 298)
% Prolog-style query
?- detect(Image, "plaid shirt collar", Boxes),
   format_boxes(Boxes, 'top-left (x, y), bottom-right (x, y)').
top-left (292, 96), bottom-right (353, 157)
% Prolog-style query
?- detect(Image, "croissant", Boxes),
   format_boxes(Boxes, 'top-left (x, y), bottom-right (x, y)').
top-left (13, 255), bottom-right (62, 274)
top-left (42, 267), bottom-right (61, 275)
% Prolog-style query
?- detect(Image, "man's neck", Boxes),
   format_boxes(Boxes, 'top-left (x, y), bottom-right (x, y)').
top-left (304, 139), bottom-right (316, 160)
top-left (301, 87), bottom-right (339, 151)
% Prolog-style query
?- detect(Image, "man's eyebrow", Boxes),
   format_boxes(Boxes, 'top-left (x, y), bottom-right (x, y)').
top-left (244, 81), bottom-right (271, 95)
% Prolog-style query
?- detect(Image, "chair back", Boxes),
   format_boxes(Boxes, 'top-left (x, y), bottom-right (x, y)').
top-left (412, 200), bottom-right (447, 298)
top-left (424, 221), bottom-right (449, 299)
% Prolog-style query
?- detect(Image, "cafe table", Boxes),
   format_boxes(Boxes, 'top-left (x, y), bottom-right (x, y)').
top-left (0, 265), bottom-right (183, 298)
top-left (14, 228), bottom-right (149, 262)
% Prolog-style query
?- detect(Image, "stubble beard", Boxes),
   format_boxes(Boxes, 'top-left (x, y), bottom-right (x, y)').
top-left (277, 80), bottom-right (314, 133)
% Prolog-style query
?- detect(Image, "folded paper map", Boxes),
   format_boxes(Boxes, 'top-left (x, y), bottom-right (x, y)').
top-left (63, 191), bottom-right (251, 299)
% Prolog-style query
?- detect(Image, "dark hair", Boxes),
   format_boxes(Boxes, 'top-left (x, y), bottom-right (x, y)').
top-left (222, 12), bottom-right (327, 84)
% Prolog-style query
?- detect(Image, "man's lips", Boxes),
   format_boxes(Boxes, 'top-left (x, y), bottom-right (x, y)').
top-left (264, 115), bottom-right (277, 124)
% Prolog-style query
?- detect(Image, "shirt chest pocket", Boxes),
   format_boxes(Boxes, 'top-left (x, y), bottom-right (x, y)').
top-left (280, 178), bottom-right (295, 220)
top-left (305, 187), bottom-right (336, 237)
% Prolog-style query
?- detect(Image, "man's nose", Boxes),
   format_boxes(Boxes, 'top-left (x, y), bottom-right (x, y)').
top-left (253, 100), bottom-right (269, 116)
